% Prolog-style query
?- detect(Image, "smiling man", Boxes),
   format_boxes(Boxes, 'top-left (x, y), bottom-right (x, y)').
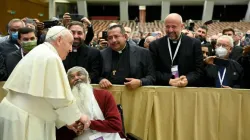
top-left (149, 13), bottom-right (204, 87)
top-left (57, 66), bottom-right (126, 140)
top-left (63, 21), bottom-right (102, 84)
top-left (99, 24), bottom-right (155, 89)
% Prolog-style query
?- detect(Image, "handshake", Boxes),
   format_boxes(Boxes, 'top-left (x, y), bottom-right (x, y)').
top-left (67, 115), bottom-right (91, 135)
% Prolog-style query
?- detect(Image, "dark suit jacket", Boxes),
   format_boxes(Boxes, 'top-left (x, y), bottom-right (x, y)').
top-left (100, 41), bottom-right (155, 85)
top-left (230, 45), bottom-right (243, 61)
top-left (205, 59), bottom-right (244, 88)
top-left (238, 54), bottom-right (250, 89)
top-left (5, 49), bottom-right (22, 77)
top-left (0, 39), bottom-right (19, 58)
top-left (63, 44), bottom-right (102, 83)
top-left (149, 35), bottom-right (204, 86)
top-left (0, 39), bottom-right (19, 81)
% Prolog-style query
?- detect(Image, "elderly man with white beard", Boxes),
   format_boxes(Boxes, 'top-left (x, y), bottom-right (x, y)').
top-left (56, 66), bottom-right (126, 140)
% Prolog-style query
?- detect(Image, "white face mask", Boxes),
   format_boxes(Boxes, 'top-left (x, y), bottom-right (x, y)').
top-left (215, 46), bottom-right (228, 58)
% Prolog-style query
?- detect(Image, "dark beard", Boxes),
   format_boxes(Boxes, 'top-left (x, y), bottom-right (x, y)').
top-left (73, 38), bottom-right (83, 47)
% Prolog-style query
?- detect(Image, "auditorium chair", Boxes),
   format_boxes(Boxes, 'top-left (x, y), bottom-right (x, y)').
top-left (117, 104), bottom-right (143, 140)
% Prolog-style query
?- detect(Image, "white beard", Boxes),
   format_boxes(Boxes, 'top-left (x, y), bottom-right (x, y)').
top-left (72, 83), bottom-right (124, 140)
top-left (72, 83), bottom-right (103, 120)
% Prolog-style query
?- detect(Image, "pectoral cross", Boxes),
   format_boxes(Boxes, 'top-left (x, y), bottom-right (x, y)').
top-left (112, 70), bottom-right (116, 76)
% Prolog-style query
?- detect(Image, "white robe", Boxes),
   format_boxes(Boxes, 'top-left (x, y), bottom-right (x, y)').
top-left (0, 42), bottom-right (81, 140)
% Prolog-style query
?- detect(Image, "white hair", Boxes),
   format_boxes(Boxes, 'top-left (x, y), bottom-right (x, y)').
top-left (217, 35), bottom-right (234, 47)
top-left (67, 66), bottom-right (90, 84)
top-left (45, 26), bottom-right (71, 42)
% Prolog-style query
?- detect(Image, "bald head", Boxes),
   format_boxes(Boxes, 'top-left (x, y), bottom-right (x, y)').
top-left (144, 36), bottom-right (156, 48)
top-left (164, 13), bottom-right (184, 40)
top-left (164, 13), bottom-right (183, 24)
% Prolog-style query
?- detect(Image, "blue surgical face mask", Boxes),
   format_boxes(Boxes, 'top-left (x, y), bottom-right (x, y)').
top-left (11, 32), bottom-right (18, 41)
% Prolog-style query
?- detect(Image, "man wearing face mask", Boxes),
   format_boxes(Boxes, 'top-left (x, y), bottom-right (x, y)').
top-left (0, 19), bottom-right (25, 80)
top-left (0, 19), bottom-right (25, 54)
top-left (204, 35), bottom-right (243, 88)
top-left (5, 27), bottom-right (37, 77)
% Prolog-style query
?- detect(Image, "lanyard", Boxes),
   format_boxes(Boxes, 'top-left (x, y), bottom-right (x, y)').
top-left (167, 37), bottom-right (181, 66)
top-left (218, 68), bottom-right (226, 86)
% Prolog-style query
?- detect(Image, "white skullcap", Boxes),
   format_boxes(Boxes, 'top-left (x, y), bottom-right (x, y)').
top-left (45, 26), bottom-right (67, 40)
top-left (109, 22), bottom-right (118, 28)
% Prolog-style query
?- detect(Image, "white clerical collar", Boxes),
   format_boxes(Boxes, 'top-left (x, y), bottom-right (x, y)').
top-left (172, 40), bottom-right (178, 44)
top-left (237, 41), bottom-right (241, 46)
top-left (117, 44), bottom-right (126, 54)
top-left (170, 34), bottom-right (182, 44)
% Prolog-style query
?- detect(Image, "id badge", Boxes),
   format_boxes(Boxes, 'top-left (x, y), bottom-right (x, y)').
top-left (171, 65), bottom-right (179, 78)
top-left (89, 133), bottom-right (104, 140)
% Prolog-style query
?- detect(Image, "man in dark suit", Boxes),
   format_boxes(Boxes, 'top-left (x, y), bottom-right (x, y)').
top-left (204, 35), bottom-right (243, 88)
top-left (0, 19), bottom-right (25, 80)
top-left (99, 25), bottom-right (155, 89)
top-left (5, 27), bottom-right (37, 77)
top-left (149, 13), bottom-right (203, 87)
top-left (63, 21), bottom-right (102, 84)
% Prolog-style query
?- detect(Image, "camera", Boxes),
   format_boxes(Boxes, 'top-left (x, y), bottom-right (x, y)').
top-left (43, 20), bottom-right (59, 28)
top-left (69, 14), bottom-right (84, 21)
top-left (102, 31), bottom-right (108, 41)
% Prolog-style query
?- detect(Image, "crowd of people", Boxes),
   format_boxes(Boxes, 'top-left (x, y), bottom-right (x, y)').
top-left (0, 12), bottom-right (250, 140)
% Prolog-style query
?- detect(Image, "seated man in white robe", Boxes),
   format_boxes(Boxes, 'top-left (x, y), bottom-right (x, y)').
top-left (0, 26), bottom-right (90, 140)
top-left (56, 66), bottom-right (126, 140)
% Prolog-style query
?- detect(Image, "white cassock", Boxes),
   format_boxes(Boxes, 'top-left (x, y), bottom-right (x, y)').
top-left (0, 42), bottom-right (81, 140)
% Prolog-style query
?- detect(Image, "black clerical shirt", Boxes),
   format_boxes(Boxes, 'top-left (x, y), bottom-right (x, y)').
top-left (169, 39), bottom-right (181, 66)
top-left (109, 45), bottom-right (130, 84)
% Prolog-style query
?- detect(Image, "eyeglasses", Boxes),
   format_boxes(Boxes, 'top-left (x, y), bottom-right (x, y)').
top-left (215, 43), bottom-right (230, 48)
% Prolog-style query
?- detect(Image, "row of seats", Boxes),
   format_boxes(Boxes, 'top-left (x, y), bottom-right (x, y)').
top-left (90, 20), bottom-right (250, 37)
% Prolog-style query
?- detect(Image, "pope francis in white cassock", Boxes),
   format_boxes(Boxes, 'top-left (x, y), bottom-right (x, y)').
top-left (0, 26), bottom-right (88, 140)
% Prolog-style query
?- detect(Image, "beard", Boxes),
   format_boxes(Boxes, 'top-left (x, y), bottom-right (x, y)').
top-left (167, 32), bottom-right (179, 40)
top-left (72, 82), bottom-right (94, 118)
top-left (73, 38), bottom-right (83, 47)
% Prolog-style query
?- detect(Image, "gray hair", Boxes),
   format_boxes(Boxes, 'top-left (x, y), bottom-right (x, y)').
top-left (67, 66), bottom-right (90, 83)
top-left (217, 35), bottom-right (234, 47)
top-left (8, 18), bottom-right (25, 30)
